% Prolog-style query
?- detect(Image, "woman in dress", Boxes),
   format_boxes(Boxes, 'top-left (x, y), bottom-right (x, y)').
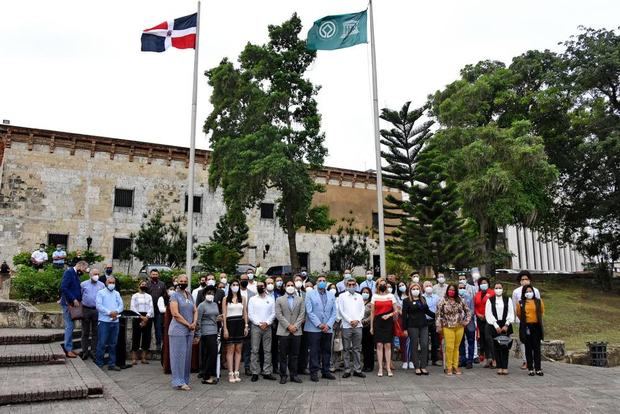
top-left (168, 274), bottom-right (197, 390)
top-left (130, 280), bottom-right (154, 365)
top-left (370, 278), bottom-right (397, 377)
top-left (222, 280), bottom-right (248, 383)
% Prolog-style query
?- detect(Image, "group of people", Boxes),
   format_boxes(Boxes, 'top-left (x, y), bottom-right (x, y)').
top-left (59, 261), bottom-right (546, 391)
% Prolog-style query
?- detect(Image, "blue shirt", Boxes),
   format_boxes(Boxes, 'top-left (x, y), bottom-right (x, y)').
top-left (287, 295), bottom-right (295, 311)
top-left (359, 279), bottom-right (376, 293)
top-left (96, 288), bottom-right (124, 323)
top-left (423, 293), bottom-right (440, 320)
top-left (80, 279), bottom-right (105, 307)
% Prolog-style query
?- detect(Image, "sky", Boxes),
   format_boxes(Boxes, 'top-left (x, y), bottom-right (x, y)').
top-left (1, 0), bottom-right (619, 172)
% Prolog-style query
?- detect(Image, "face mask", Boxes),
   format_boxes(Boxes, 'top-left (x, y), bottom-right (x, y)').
top-left (240, 280), bottom-right (249, 288)
top-left (472, 273), bottom-right (480, 281)
top-left (480, 283), bottom-right (488, 291)
top-left (200, 282), bottom-right (207, 287)
top-left (286, 286), bottom-right (295, 295)
top-left (458, 288), bottom-right (466, 296)
top-left (207, 280), bottom-right (216, 286)
top-left (178, 283), bottom-right (188, 290)
top-left (378, 285), bottom-right (387, 292)
top-left (317, 281), bottom-right (327, 290)
top-left (294, 281), bottom-right (303, 289)
top-left (39, 248), bottom-right (44, 252)
top-left (257, 286), bottom-right (265, 294)
top-left (362, 292), bottom-right (370, 300)
top-left (57, 248), bottom-right (62, 251)
top-left (521, 279), bottom-right (530, 286)
top-left (305, 287), bottom-right (314, 293)
top-left (525, 292), bottom-right (534, 299)
top-left (276, 280), bottom-right (283, 288)
top-left (91, 275), bottom-right (99, 282)
top-left (266, 284), bottom-right (274, 292)
top-left (330, 288), bottom-right (337, 294)
top-left (412, 276), bottom-right (420, 283)
top-left (447, 290), bottom-right (456, 297)
top-left (437, 277), bottom-right (445, 284)
top-left (140, 285), bottom-right (147, 291)
top-left (205, 294), bottom-right (214, 302)
top-left (494, 288), bottom-right (503, 296)
top-left (107, 284), bottom-right (115, 291)
top-left (387, 287), bottom-right (393, 294)
top-left (231, 286), bottom-right (239, 293)
top-left (344, 273), bottom-right (351, 280)
top-left (459, 280), bottom-right (466, 285)
top-left (346, 287), bottom-right (356, 294)
top-left (105, 269), bottom-right (113, 275)
top-left (247, 273), bottom-right (254, 280)
top-left (366, 274), bottom-right (373, 280)
top-left (411, 289), bottom-right (420, 297)
top-left (425, 287), bottom-right (433, 295)
top-left (301, 272), bottom-right (308, 278)
top-left (398, 285), bottom-right (406, 293)
top-left (220, 278), bottom-right (227, 284)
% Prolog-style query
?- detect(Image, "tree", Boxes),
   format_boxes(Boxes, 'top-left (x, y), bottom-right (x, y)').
top-left (329, 215), bottom-right (375, 273)
top-left (379, 101), bottom-right (434, 257)
top-left (430, 64), bottom-right (559, 275)
top-left (402, 148), bottom-right (478, 275)
top-left (132, 209), bottom-right (191, 268)
top-left (204, 14), bottom-right (333, 272)
top-left (196, 211), bottom-right (249, 274)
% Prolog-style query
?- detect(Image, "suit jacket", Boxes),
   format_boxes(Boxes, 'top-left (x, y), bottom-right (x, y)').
top-left (304, 289), bottom-right (337, 333)
top-left (275, 295), bottom-right (305, 336)
top-left (60, 267), bottom-right (82, 306)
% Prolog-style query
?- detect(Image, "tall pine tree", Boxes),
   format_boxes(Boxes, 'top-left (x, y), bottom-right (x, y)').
top-left (380, 101), bottom-right (434, 258)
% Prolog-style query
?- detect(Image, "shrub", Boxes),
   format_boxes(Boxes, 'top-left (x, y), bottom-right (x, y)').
top-left (12, 252), bottom-right (32, 266)
top-left (11, 265), bottom-right (64, 303)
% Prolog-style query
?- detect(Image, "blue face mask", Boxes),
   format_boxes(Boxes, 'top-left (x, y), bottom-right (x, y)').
top-left (458, 288), bottom-right (467, 296)
top-left (317, 281), bottom-right (327, 290)
top-left (107, 284), bottom-right (115, 291)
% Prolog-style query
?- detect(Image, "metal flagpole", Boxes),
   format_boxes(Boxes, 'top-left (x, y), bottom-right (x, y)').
top-left (185, 1), bottom-right (201, 289)
top-left (368, 0), bottom-right (387, 278)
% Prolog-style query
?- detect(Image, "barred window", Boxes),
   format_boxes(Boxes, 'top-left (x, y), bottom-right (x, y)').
top-left (260, 203), bottom-right (274, 219)
top-left (48, 234), bottom-right (68, 249)
top-left (114, 188), bottom-right (134, 208)
top-left (112, 237), bottom-right (132, 260)
top-left (184, 195), bottom-right (203, 213)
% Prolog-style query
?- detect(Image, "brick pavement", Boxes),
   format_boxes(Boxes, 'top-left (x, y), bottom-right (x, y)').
top-left (0, 343), bottom-right (65, 366)
top-left (105, 358), bottom-right (620, 413)
top-left (0, 329), bottom-right (66, 345)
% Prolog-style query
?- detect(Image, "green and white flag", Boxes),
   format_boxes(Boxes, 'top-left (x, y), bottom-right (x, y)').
top-left (306, 10), bottom-right (367, 51)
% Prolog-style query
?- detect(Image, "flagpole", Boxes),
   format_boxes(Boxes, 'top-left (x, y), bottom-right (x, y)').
top-left (368, 0), bottom-right (386, 278)
top-left (185, 0), bottom-right (201, 289)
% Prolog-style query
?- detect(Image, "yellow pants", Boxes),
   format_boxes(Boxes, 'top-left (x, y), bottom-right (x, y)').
top-left (442, 326), bottom-right (464, 371)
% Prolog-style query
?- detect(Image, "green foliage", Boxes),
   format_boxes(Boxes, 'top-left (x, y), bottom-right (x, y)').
top-left (67, 250), bottom-right (104, 265)
top-left (386, 252), bottom-right (413, 278)
top-left (11, 265), bottom-right (63, 303)
top-left (132, 209), bottom-right (192, 268)
top-left (12, 252), bottom-right (31, 266)
top-left (197, 243), bottom-right (241, 275)
top-left (204, 14), bottom-right (332, 271)
top-left (329, 215), bottom-right (375, 272)
top-left (196, 210), bottom-right (248, 274)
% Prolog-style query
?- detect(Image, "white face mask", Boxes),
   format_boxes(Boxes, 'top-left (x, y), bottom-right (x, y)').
top-left (266, 283), bottom-right (274, 292)
top-left (329, 288), bottom-right (337, 294)
top-left (398, 285), bottom-right (406, 293)
top-left (207, 280), bottom-right (215, 286)
top-left (494, 288), bottom-right (503, 296)
top-left (459, 279), bottom-right (467, 285)
top-left (437, 277), bottom-right (445, 284)
top-left (412, 276), bottom-right (420, 283)
top-left (91, 275), bottom-right (99, 282)
top-left (344, 273), bottom-right (351, 279)
top-left (525, 292), bottom-right (534, 299)
top-left (472, 273), bottom-right (480, 281)
top-left (362, 292), bottom-right (370, 300)
top-left (480, 283), bottom-right (488, 291)
top-left (305, 287), bottom-right (314, 293)
top-left (231, 286), bottom-right (239, 293)
top-left (247, 273), bottom-right (254, 280)
top-left (366, 274), bottom-right (373, 280)
top-left (425, 287), bottom-right (433, 295)
top-left (294, 281), bottom-right (303, 289)
top-left (286, 286), bottom-right (295, 295)
top-left (220, 278), bottom-right (227, 284)
top-left (411, 289), bottom-right (420, 297)
top-left (387, 287), bottom-right (393, 294)
top-left (205, 294), bottom-right (214, 302)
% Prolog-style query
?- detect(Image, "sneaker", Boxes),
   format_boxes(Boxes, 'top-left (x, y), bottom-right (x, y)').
top-left (408, 362), bottom-right (415, 369)
top-left (402, 362), bottom-right (408, 370)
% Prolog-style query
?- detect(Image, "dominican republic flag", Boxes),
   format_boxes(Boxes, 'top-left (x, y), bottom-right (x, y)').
top-left (141, 13), bottom-right (197, 52)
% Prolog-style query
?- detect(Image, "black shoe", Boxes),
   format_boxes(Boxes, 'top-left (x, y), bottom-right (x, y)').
top-left (245, 367), bottom-right (252, 376)
top-left (474, 357), bottom-right (480, 364)
top-left (536, 371), bottom-right (544, 376)
top-left (353, 371), bottom-right (366, 378)
top-left (263, 374), bottom-right (276, 380)
top-left (301, 368), bottom-right (310, 375)
top-left (466, 362), bottom-right (473, 369)
top-left (310, 374), bottom-right (319, 382)
top-left (362, 367), bottom-right (373, 372)
top-left (81, 352), bottom-right (89, 361)
top-left (251, 374), bottom-right (259, 382)
top-left (342, 372), bottom-right (351, 378)
top-left (528, 370), bottom-right (535, 376)
top-left (290, 376), bottom-right (303, 383)
top-left (108, 366), bottom-right (121, 371)
top-left (280, 376), bottom-right (287, 384)
top-left (322, 373), bottom-right (336, 380)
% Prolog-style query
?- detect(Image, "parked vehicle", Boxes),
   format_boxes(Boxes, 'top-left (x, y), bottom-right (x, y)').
top-left (235, 264), bottom-right (256, 276)
top-left (266, 265), bottom-right (294, 279)
top-left (138, 264), bottom-right (172, 279)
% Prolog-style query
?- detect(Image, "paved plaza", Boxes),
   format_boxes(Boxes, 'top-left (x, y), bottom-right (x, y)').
top-left (102, 358), bottom-right (619, 413)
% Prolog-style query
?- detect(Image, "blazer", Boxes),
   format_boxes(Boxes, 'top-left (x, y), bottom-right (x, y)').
top-left (304, 289), bottom-right (337, 333)
top-left (60, 267), bottom-right (82, 306)
top-left (275, 295), bottom-right (306, 336)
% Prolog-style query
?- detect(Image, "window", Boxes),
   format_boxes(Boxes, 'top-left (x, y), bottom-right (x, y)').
top-left (48, 234), bottom-right (68, 249)
top-left (297, 252), bottom-right (309, 271)
top-left (260, 203), bottom-right (274, 219)
top-left (184, 195), bottom-right (203, 213)
top-left (114, 188), bottom-right (134, 208)
top-left (112, 237), bottom-right (132, 260)
top-left (372, 212), bottom-right (379, 230)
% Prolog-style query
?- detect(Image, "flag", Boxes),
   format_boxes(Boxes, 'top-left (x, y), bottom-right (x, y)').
top-left (306, 10), bottom-right (367, 51)
top-left (141, 13), bottom-right (197, 52)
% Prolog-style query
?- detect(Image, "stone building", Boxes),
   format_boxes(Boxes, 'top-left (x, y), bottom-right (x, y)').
top-left (0, 124), bottom-right (585, 274)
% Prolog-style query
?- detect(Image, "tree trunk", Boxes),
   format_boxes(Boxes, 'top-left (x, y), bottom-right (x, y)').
top-left (486, 225), bottom-right (499, 277)
top-left (285, 208), bottom-right (300, 272)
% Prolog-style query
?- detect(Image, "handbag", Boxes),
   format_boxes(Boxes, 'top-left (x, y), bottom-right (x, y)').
top-left (494, 335), bottom-right (513, 348)
top-left (68, 303), bottom-right (84, 320)
top-left (333, 335), bottom-right (343, 352)
top-left (393, 315), bottom-right (405, 337)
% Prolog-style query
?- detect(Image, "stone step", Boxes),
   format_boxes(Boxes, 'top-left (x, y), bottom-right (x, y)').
top-left (0, 328), bottom-right (80, 345)
top-left (0, 343), bottom-right (66, 367)
top-left (0, 353), bottom-right (103, 405)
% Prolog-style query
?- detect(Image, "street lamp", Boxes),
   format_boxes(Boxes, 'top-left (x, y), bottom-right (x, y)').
top-left (86, 236), bottom-right (92, 251)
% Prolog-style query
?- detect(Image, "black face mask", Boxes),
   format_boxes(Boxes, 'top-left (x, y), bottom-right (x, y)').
top-left (200, 282), bottom-right (207, 287)
top-left (240, 280), bottom-right (249, 288)
top-left (140, 286), bottom-right (147, 292)
top-left (105, 269), bottom-right (113, 275)
top-left (178, 283), bottom-right (188, 290)
top-left (257, 286), bottom-right (265, 294)
top-left (378, 284), bottom-right (387, 292)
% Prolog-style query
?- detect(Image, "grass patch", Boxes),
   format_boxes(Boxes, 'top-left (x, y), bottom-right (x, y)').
top-left (33, 294), bottom-right (133, 313)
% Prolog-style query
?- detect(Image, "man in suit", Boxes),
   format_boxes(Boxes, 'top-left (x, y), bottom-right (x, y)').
top-left (304, 275), bottom-right (337, 382)
top-left (60, 260), bottom-right (89, 358)
top-left (275, 280), bottom-right (306, 384)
